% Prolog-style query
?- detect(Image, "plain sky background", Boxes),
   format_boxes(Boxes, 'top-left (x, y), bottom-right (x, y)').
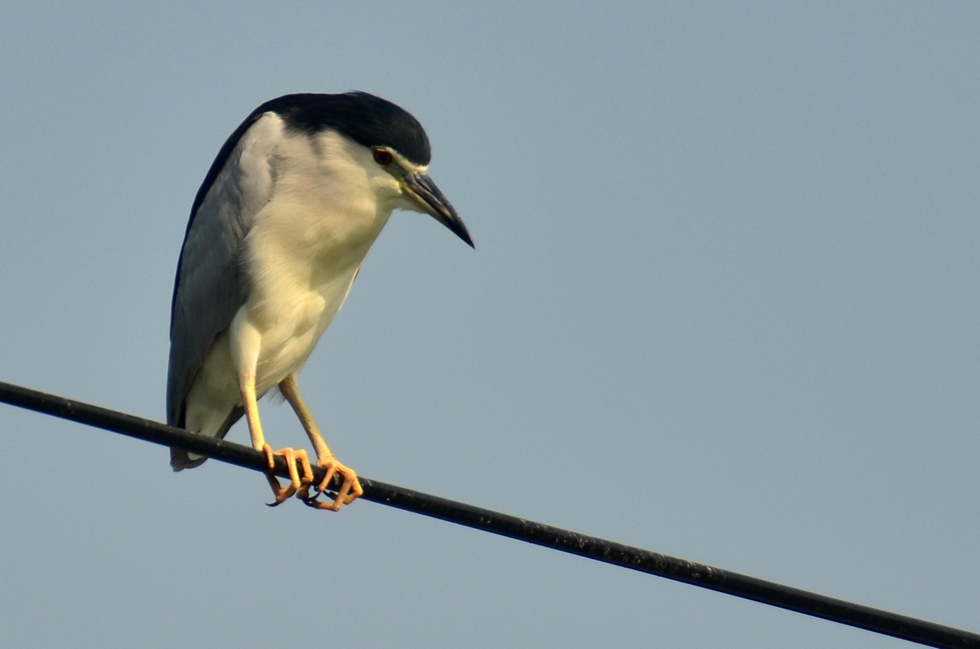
top-left (1, 2), bottom-right (977, 647)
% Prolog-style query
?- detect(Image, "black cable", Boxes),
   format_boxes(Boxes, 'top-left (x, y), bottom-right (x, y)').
top-left (0, 379), bottom-right (976, 649)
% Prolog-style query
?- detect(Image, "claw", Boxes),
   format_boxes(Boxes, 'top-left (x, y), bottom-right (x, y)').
top-left (265, 474), bottom-right (292, 507)
top-left (261, 444), bottom-right (314, 506)
top-left (297, 455), bottom-right (364, 511)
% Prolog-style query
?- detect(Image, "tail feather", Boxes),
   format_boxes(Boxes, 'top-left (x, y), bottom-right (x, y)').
top-left (170, 406), bottom-right (245, 471)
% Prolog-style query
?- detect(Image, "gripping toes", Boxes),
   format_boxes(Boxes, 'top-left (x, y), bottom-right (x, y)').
top-left (299, 456), bottom-right (364, 511)
top-left (262, 444), bottom-right (314, 506)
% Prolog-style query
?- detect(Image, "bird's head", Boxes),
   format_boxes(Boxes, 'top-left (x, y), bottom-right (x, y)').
top-left (273, 92), bottom-right (474, 248)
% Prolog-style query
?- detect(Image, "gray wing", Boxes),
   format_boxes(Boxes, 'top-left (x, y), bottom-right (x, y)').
top-left (166, 111), bottom-right (281, 429)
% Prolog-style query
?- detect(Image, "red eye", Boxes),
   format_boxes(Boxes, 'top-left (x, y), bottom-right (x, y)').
top-left (373, 149), bottom-right (393, 166)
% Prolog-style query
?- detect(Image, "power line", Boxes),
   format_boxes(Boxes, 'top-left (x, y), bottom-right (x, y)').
top-left (0, 379), bottom-right (976, 649)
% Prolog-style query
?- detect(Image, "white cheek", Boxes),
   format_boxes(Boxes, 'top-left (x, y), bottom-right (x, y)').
top-left (367, 173), bottom-right (409, 210)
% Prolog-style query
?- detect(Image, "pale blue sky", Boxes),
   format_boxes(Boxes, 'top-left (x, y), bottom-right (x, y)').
top-left (1, 3), bottom-right (978, 647)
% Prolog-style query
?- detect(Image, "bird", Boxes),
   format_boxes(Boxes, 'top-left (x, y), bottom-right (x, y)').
top-left (167, 92), bottom-right (473, 510)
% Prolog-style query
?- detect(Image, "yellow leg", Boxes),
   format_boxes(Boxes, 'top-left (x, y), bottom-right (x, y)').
top-left (279, 374), bottom-right (363, 511)
top-left (240, 372), bottom-right (314, 506)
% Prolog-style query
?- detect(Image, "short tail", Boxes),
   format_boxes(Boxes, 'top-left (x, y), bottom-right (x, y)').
top-left (170, 447), bottom-right (208, 471)
top-left (169, 405), bottom-right (244, 471)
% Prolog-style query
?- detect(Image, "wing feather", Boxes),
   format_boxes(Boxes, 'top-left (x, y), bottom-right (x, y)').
top-left (166, 111), bottom-right (283, 428)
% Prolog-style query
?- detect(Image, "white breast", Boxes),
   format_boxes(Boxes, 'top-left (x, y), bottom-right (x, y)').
top-left (234, 129), bottom-right (395, 395)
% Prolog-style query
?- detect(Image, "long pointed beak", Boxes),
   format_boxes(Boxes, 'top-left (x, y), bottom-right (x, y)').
top-left (402, 172), bottom-right (474, 248)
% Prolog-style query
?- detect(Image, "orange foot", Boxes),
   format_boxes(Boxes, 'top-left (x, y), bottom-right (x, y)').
top-left (298, 455), bottom-right (364, 511)
top-left (262, 444), bottom-right (314, 507)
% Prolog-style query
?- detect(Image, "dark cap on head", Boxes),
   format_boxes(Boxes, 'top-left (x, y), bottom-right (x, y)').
top-left (264, 92), bottom-right (432, 165)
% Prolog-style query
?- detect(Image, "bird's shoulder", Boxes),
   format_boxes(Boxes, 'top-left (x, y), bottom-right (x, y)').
top-left (187, 105), bottom-right (286, 222)
top-left (170, 111), bottom-right (286, 319)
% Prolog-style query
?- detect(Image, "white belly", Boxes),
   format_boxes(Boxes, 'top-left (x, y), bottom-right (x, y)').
top-left (235, 191), bottom-right (384, 395)
top-left (247, 264), bottom-right (359, 395)
top-left (182, 263), bottom-right (360, 439)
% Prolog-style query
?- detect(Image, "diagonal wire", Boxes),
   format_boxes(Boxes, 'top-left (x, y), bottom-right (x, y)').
top-left (0, 379), bottom-right (977, 649)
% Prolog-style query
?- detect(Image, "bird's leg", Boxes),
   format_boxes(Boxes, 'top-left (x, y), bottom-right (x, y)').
top-left (240, 372), bottom-right (314, 506)
top-left (278, 374), bottom-right (363, 511)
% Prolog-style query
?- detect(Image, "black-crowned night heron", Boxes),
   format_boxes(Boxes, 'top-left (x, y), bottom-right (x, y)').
top-left (167, 92), bottom-right (473, 511)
